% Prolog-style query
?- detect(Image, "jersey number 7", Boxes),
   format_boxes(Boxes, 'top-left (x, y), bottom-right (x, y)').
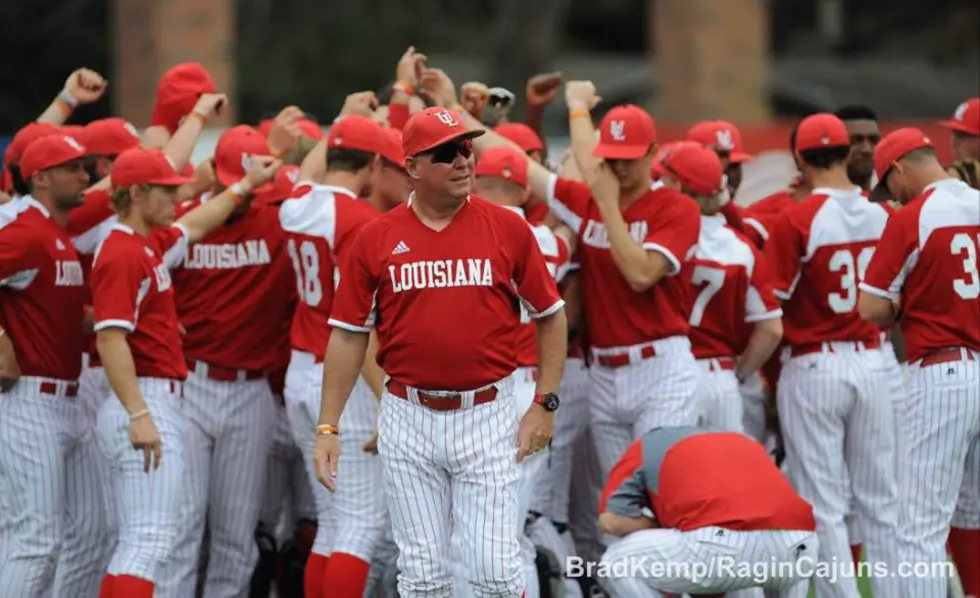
top-left (689, 265), bottom-right (725, 327)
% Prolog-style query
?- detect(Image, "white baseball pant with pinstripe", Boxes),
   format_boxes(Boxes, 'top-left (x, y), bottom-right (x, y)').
top-left (0, 377), bottom-right (115, 597)
top-left (739, 371), bottom-right (768, 443)
top-left (380, 374), bottom-right (524, 598)
top-left (155, 363), bottom-right (277, 598)
top-left (283, 350), bottom-right (336, 558)
top-left (568, 424), bottom-right (606, 565)
top-left (97, 378), bottom-right (187, 583)
top-left (895, 349), bottom-right (980, 598)
top-left (598, 526), bottom-right (817, 598)
top-left (259, 400), bottom-right (317, 541)
top-left (590, 336), bottom-right (701, 482)
top-left (777, 343), bottom-right (901, 598)
top-left (696, 358), bottom-right (746, 432)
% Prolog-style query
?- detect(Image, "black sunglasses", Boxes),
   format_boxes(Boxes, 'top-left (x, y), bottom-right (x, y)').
top-left (422, 139), bottom-right (473, 164)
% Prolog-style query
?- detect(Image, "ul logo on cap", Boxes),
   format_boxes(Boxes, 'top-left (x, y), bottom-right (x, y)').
top-left (609, 120), bottom-right (627, 142)
top-left (715, 129), bottom-right (734, 150)
top-left (63, 136), bottom-right (83, 152)
top-left (241, 154), bottom-right (256, 171)
top-left (955, 102), bottom-right (968, 121)
top-left (435, 110), bottom-right (459, 127)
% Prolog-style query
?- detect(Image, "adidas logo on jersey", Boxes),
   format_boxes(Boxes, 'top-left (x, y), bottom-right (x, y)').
top-left (55, 239), bottom-right (65, 250)
top-left (392, 240), bottom-right (411, 255)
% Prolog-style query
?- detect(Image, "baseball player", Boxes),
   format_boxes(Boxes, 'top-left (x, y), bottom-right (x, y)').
top-left (941, 97), bottom-right (979, 166)
top-left (684, 119), bottom-right (753, 203)
top-left (764, 113), bottom-right (901, 598)
top-left (0, 133), bottom-right (114, 597)
top-left (314, 106), bottom-right (567, 597)
top-left (279, 112), bottom-right (388, 598)
top-left (155, 117), bottom-right (302, 597)
top-left (858, 127), bottom-right (980, 598)
top-left (90, 147), bottom-right (279, 598)
top-left (472, 145), bottom-right (577, 598)
top-left (493, 122), bottom-right (549, 224)
top-left (655, 142), bottom-right (783, 432)
top-left (597, 426), bottom-right (818, 598)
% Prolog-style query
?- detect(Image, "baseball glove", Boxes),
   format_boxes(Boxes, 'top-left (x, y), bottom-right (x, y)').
top-left (948, 159), bottom-right (980, 190)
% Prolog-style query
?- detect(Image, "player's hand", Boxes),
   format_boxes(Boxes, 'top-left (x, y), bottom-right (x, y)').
top-left (0, 331), bottom-right (21, 392)
top-left (314, 434), bottom-right (341, 492)
top-left (460, 82), bottom-right (490, 121)
top-left (395, 46), bottom-right (427, 88)
top-left (64, 68), bottom-right (108, 104)
top-left (267, 106), bottom-right (304, 156)
top-left (129, 415), bottom-right (162, 472)
top-left (340, 92), bottom-right (380, 118)
top-left (0, 190), bottom-right (12, 206)
top-left (362, 429), bottom-right (379, 454)
top-left (419, 68), bottom-right (457, 109)
top-left (526, 72), bottom-right (563, 108)
top-left (242, 156), bottom-right (282, 190)
top-left (564, 80), bottom-right (601, 113)
top-left (191, 93), bottom-right (228, 120)
top-left (516, 404), bottom-right (553, 463)
top-left (585, 161), bottom-right (620, 211)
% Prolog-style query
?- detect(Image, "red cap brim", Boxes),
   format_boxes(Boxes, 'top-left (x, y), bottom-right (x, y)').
top-left (593, 144), bottom-right (649, 160)
top-left (147, 175), bottom-right (196, 187)
top-left (728, 151), bottom-right (753, 164)
top-left (938, 119), bottom-right (980, 136)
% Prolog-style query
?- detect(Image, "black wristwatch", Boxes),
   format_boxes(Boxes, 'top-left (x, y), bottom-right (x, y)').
top-left (533, 392), bottom-right (560, 412)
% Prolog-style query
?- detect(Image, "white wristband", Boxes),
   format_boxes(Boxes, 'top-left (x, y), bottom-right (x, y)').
top-left (58, 90), bottom-right (79, 108)
top-left (129, 409), bottom-right (150, 422)
top-left (230, 182), bottom-right (246, 197)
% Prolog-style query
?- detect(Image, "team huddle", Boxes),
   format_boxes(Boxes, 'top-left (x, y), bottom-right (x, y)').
top-left (0, 49), bottom-right (977, 598)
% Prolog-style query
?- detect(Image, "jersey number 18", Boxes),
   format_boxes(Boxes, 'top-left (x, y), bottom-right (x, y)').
top-left (287, 238), bottom-right (323, 306)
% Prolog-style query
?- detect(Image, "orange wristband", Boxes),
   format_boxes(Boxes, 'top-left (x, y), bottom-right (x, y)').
top-left (569, 109), bottom-right (591, 120)
top-left (316, 424), bottom-right (339, 436)
top-left (55, 98), bottom-right (74, 116)
top-left (393, 81), bottom-right (414, 96)
top-left (188, 112), bottom-right (206, 124)
top-left (270, 147), bottom-right (283, 158)
top-left (228, 183), bottom-right (247, 206)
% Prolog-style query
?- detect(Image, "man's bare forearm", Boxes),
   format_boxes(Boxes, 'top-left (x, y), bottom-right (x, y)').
top-left (534, 308), bottom-right (567, 395)
top-left (97, 330), bottom-right (147, 416)
top-left (598, 512), bottom-right (656, 537)
top-left (597, 203), bottom-right (667, 292)
top-left (318, 328), bottom-right (371, 427)
top-left (360, 331), bottom-right (385, 400)
top-left (736, 317), bottom-right (783, 382)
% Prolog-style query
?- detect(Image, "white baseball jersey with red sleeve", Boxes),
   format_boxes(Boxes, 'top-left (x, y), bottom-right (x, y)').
top-left (546, 176), bottom-right (701, 349)
top-left (685, 215), bottom-right (782, 359)
top-left (328, 196), bottom-right (564, 390)
top-left (764, 187), bottom-right (889, 349)
top-left (0, 197), bottom-right (86, 380)
top-left (171, 202), bottom-right (295, 371)
top-left (91, 223), bottom-right (190, 380)
top-left (278, 183), bottom-right (379, 359)
top-left (514, 210), bottom-right (572, 367)
top-left (860, 179), bottom-right (980, 362)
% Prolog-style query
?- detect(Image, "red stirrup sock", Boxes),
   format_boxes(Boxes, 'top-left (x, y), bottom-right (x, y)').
top-left (304, 552), bottom-right (330, 598)
top-left (850, 543), bottom-right (863, 566)
top-left (98, 574), bottom-right (115, 598)
top-left (950, 527), bottom-right (980, 597)
top-left (112, 575), bottom-right (154, 598)
top-left (322, 552), bottom-right (372, 597)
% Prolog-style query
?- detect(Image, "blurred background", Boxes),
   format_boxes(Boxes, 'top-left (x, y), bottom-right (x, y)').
top-left (2, 0), bottom-right (978, 201)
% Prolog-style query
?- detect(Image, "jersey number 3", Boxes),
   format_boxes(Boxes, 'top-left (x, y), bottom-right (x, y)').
top-left (689, 265), bottom-right (725, 327)
top-left (828, 247), bottom-right (875, 313)
top-left (287, 239), bottom-right (322, 306)
top-left (952, 232), bottom-right (980, 300)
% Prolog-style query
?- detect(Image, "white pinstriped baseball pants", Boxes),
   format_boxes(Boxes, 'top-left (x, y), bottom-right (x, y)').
top-left (895, 349), bottom-right (980, 598)
top-left (598, 526), bottom-right (817, 597)
top-left (379, 374), bottom-right (524, 598)
top-left (695, 358), bottom-right (746, 432)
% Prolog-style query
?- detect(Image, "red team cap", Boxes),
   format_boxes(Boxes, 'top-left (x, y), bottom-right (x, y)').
top-left (650, 141), bottom-right (694, 177)
top-left (151, 62), bottom-right (218, 133)
top-left (381, 127), bottom-right (406, 168)
top-left (19, 134), bottom-right (88, 179)
top-left (870, 127), bottom-right (934, 202)
top-left (474, 146), bottom-right (529, 187)
top-left (593, 105), bottom-right (657, 160)
top-left (80, 118), bottom-right (141, 156)
top-left (328, 115), bottom-right (389, 156)
top-left (794, 113), bottom-right (850, 152)
top-left (656, 142), bottom-right (724, 196)
top-left (402, 107), bottom-right (485, 157)
top-left (111, 147), bottom-right (195, 189)
top-left (214, 125), bottom-right (273, 191)
top-left (686, 120), bottom-right (753, 163)
top-left (493, 122), bottom-right (545, 153)
top-left (7, 122), bottom-right (62, 166)
top-left (938, 97), bottom-right (980, 136)
top-left (254, 164), bottom-right (301, 206)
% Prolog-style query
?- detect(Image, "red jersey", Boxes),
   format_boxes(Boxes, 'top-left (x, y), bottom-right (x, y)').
top-left (71, 189), bottom-right (121, 365)
top-left (600, 426), bottom-right (815, 532)
top-left (514, 210), bottom-right (572, 367)
top-left (524, 198), bottom-right (549, 226)
top-left (66, 188), bottom-right (115, 238)
top-left (328, 196), bottom-right (564, 390)
top-left (0, 198), bottom-right (86, 380)
top-left (861, 179), bottom-right (980, 362)
top-left (742, 190), bottom-right (798, 249)
top-left (765, 187), bottom-right (890, 348)
top-left (172, 202), bottom-right (295, 371)
top-left (91, 223), bottom-right (189, 380)
top-left (547, 176), bottom-right (700, 348)
top-left (684, 215), bottom-right (782, 359)
top-left (279, 183), bottom-right (379, 358)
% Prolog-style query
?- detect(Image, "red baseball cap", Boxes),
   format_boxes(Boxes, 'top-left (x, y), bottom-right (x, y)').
top-left (795, 113), bottom-right (850, 152)
top-left (651, 141), bottom-right (693, 177)
top-left (19, 134), bottom-right (88, 179)
top-left (214, 125), bottom-right (272, 190)
top-left (258, 117), bottom-right (325, 141)
top-left (938, 97), bottom-right (980, 137)
top-left (474, 146), bottom-right (528, 187)
top-left (381, 127), bottom-right (406, 168)
top-left (494, 122), bottom-right (544, 153)
top-left (60, 125), bottom-right (86, 138)
top-left (255, 165), bottom-right (301, 206)
top-left (151, 63), bottom-right (218, 133)
top-left (593, 105), bottom-right (657, 160)
top-left (402, 107), bottom-right (485, 157)
top-left (327, 116), bottom-right (388, 156)
top-left (80, 118), bottom-right (141, 157)
top-left (686, 120), bottom-right (752, 163)
top-left (111, 147), bottom-right (194, 189)
top-left (656, 142), bottom-right (724, 196)
top-left (7, 122), bottom-right (62, 166)
top-left (870, 127), bottom-right (934, 202)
